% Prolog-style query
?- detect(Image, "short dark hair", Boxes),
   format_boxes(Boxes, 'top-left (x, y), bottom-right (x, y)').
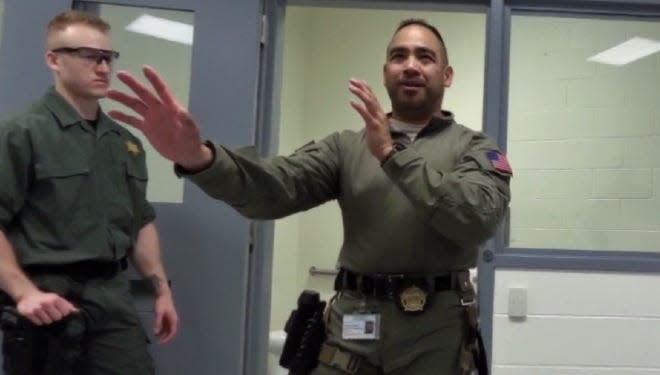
top-left (393, 18), bottom-right (449, 64)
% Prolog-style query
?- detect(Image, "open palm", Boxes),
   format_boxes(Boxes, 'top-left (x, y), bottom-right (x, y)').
top-left (107, 66), bottom-right (207, 168)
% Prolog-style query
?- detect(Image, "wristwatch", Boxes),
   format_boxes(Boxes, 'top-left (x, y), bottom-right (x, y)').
top-left (380, 142), bottom-right (406, 165)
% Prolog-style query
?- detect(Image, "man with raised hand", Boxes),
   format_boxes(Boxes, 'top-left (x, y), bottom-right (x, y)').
top-left (109, 19), bottom-right (510, 375)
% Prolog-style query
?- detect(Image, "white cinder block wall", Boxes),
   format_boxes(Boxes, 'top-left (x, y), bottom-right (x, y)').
top-left (498, 14), bottom-right (660, 374)
top-left (493, 270), bottom-right (660, 375)
top-left (508, 15), bottom-right (660, 250)
top-left (271, 7), bottom-right (660, 375)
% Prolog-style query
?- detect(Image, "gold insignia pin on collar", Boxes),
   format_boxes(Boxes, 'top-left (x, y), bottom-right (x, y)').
top-left (126, 141), bottom-right (140, 155)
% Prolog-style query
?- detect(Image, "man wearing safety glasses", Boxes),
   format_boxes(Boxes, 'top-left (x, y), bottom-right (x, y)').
top-left (0, 10), bottom-right (178, 375)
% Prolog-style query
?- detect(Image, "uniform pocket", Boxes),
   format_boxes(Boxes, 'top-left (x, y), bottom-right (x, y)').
top-left (125, 161), bottom-right (148, 197)
top-left (33, 162), bottom-right (91, 219)
top-left (125, 162), bottom-right (147, 180)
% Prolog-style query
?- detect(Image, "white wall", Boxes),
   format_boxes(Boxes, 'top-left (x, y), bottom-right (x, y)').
top-left (508, 15), bottom-right (660, 251)
top-left (495, 14), bottom-right (660, 375)
top-left (269, 7), bottom-right (309, 331)
top-left (493, 270), bottom-right (660, 375)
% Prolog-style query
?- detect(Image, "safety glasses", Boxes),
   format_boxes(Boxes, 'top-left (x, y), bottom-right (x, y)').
top-left (52, 46), bottom-right (120, 65)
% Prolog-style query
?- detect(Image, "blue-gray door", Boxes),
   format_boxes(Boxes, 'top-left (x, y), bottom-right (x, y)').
top-left (0, 1), bottom-right (262, 374)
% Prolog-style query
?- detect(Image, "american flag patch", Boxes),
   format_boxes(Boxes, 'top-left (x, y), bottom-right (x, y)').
top-left (487, 150), bottom-right (512, 175)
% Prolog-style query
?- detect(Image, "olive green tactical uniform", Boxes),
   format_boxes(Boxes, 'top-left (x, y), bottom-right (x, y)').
top-left (186, 113), bottom-right (511, 373)
top-left (0, 88), bottom-right (155, 374)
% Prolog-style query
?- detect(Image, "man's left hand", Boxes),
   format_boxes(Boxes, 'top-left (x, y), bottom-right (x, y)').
top-left (153, 293), bottom-right (179, 344)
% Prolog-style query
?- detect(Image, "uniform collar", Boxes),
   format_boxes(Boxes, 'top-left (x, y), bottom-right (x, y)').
top-left (42, 86), bottom-right (121, 136)
top-left (425, 110), bottom-right (455, 132)
top-left (42, 86), bottom-right (83, 128)
top-left (387, 110), bottom-right (455, 137)
top-left (96, 109), bottom-right (122, 137)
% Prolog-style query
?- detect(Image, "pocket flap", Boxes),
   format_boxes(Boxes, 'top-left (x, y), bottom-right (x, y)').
top-left (126, 162), bottom-right (148, 180)
top-left (35, 162), bottom-right (89, 179)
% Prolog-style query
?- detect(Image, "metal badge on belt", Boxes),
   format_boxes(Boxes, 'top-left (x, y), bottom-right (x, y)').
top-left (398, 285), bottom-right (428, 314)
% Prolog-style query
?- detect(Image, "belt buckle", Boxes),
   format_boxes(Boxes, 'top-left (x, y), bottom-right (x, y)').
top-left (375, 273), bottom-right (405, 300)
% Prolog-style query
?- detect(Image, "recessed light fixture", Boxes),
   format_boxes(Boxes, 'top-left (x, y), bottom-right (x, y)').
top-left (125, 14), bottom-right (193, 45)
top-left (588, 37), bottom-right (660, 66)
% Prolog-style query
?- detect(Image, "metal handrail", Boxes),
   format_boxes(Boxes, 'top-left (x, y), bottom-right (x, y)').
top-left (308, 266), bottom-right (338, 276)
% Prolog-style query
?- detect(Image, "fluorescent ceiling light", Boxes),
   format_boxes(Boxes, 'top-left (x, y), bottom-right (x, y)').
top-left (588, 37), bottom-right (660, 66)
top-left (125, 14), bottom-right (193, 45)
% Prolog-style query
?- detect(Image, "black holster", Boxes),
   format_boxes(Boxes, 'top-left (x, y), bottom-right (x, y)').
top-left (0, 293), bottom-right (86, 375)
top-left (279, 290), bottom-right (327, 375)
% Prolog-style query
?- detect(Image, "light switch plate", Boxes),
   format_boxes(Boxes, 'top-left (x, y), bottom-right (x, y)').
top-left (508, 287), bottom-right (527, 319)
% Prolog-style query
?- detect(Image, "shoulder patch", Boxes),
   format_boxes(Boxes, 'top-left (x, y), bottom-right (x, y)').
top-left (487, 150), bottom-right (512, 175)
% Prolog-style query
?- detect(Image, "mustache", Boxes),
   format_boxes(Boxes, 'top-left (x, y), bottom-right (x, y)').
top-left (399, 78), bottom-right (425, 86)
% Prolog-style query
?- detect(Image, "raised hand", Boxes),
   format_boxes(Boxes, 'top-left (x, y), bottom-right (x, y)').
top-left (348, 78), bottom-right (393, 161)
top-left (107, 66), bottom-right (213, 171)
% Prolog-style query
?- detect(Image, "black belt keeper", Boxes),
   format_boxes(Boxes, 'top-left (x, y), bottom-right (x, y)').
top-left (334, 268), bottom-right (455, 299)
top-left (25, 258), bottom-right (128, 281)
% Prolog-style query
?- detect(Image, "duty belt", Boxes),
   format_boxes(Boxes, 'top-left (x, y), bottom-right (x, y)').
top-left (334, 268), bottom-right (457, 300)
top-left (25, 258), bottom-right (128, 281)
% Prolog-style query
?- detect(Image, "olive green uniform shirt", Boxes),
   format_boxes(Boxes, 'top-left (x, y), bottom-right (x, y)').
top-left (0, 87), bottom-right (155, 266)
top-left (186, 113), bottom-right (510, 273)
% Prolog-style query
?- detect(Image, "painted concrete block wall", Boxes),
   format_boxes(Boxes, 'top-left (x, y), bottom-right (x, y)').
top-left (508, 15), bottom-right (660, 251)
top-left (493, 270), bottom-right (660, 374)
top-left (497, 15), bottom-right (660, 374)
top-left (270, 7), bottom-right (309, 331)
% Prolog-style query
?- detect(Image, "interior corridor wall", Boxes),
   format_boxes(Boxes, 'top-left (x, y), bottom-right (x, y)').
top-left (494, 14), bottom-right (660, 375)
